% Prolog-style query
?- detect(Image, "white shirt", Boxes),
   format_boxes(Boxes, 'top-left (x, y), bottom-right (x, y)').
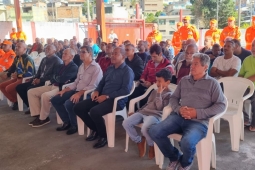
top-left (212, 55), bottom-right (241, 78)
top-left (108, 33), bottom-right (118, 41)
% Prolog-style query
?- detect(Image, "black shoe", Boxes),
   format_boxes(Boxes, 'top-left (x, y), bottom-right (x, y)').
top-left (56, 123), bottom-right (71, 131)
top-left (86, 131), bottom-right (98, 141)
top-left (93, 138), bottom-right (108, 149)
top-left (28, 116), bottom-right (40, 126)
top-left (12, 102), bottom-right (18, 110)
top-left (32, 117), bottom-right (51, 127)
top-left (24, 109), bottom-right (30, 115)
top-left (66, 126), bottom-right (78, 135)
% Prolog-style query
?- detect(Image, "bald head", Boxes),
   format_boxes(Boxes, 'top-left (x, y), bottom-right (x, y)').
top-left (186, 39), bottom-right (196, 46)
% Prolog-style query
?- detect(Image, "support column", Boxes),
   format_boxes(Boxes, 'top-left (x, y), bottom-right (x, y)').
top-left (14, 0), bottom-right (22, 29)
top-left (96, 0), bottom-right (106, 41)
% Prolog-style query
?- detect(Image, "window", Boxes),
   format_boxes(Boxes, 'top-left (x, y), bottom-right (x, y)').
top-left (158, 19), bottom-right (166, 25)
top-left (169, 31), bottom-right (174, 35)
top-left (159, 30), bottom-right (166, 32)
top-left (169, 20), bottom-right (175, 25)
top-left (105, 7), bottom-right (112, 14)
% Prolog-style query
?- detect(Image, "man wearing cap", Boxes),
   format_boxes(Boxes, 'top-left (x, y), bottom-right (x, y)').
top-left (172, 22), bottom-right (183, 55)
top-left (10, 28), bottom-right (17, 40)
top-left (245, 16), bottom-right (255, 50)
top-left (179, 16), bottom-right (199, 42)
top-left (16, 27), bottom-right (27, 41)
top-left (0, 40), bottom-right (16, 73)
top-left (146, 23), bottom-right (162, 47)
top-left (219, 16), bottom-right (241, 47)
top-left (205, 19), bottom-right (221, 44)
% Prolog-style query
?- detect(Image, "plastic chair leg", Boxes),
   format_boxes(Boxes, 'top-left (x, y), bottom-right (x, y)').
top-left (104, 113), bottom-right (116, 148)
top-left (125, 133), bottom-right (129, 152)
top-left (77, 116), bottom-right (85, 135)
top-left (229, 116), bottom-right (241, 151)
top-left (211, 134), bottom-right (216, 169)
top-left (196, 138), bottom-right (212, 170)
top-left (0, 91), bottom-right (3, 100)
top-left (214, 119), bottom-right (221, 133)
top-left (56, 112), bottom-right (63, 125)
top-left (17, 94), bottom-right (23, 111)
top-left (241, 114), bottom-right (244, 141)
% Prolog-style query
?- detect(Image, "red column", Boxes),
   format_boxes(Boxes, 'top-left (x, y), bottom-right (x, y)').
top-left (14, 0), bottom-right (22, 29)
top-left (136, 4), bottom-right (139, 19)
top-left (30, 22), bottom-right (36, 42)
top-left (179, 9), bottom-right (183, 22)
top-left (96, 0), bottom-right (106, 41)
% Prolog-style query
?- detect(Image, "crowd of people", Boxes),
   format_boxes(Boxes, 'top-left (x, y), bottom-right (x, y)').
top-left (0, 15), bottom-right (255, 170)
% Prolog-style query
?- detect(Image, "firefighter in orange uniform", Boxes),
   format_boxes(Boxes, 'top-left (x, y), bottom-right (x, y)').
top-left (16, 27), bottom-right (27, 41)
top-left (146, 23), bottom-right (162, 46)
top-left (0, 40), bottom-right (16, 72)
top-left (179, 16), bottom-right (199, 42)
top-left (172, 22), bottom-right (183, 55)
top-left (205, 19), bottom-right (221, 44)
top-left (245, 16), bottom-right (255, 50)
top-left (10, 28), bottom-right (17, 40)
top-left (219, 16), bottom-right (241, 47)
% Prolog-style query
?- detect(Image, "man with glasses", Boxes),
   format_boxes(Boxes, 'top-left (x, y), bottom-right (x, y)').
top-left (112, 38), bottom-right (119, 47)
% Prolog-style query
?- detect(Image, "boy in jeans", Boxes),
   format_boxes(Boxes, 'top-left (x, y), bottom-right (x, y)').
top-left (122, 68), bottom-right (172, 159)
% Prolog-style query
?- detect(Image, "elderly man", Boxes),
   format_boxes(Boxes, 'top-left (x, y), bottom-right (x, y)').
top-left (175, 44), bottom-right (198, 84)
top-left (0, 42), bottom-right (35, 110)
top-left (232, 39), bottom-right (251, 63)
top-left (239, 39), bottom-right (255, 131)
top-left (159, 41), bottom-right (171, 61)
top-left (98, 43), bottom-right (113, 73)
top-left (29, 38), bottom-right (43, 54)
top-left (125, 44), bottom-right (144, 81)
top-left (199, 36), bottom-right (213, 53)
top-left (149, 53), bottom-right (226, 170)
top-left (16, 44), bottom-right (62, 113)
top-left (50, 46), bottom-right (102, 135)
top-left (27, 48), bottom-right (78, 127)
top-left (210, 40), bottom-right (241, 79)
top-left (136, 40), bottom-right (150, 67)
top-left (74, 47), bottom-right (134, 149)
top-left (0, 40), bottom-right (16, 73)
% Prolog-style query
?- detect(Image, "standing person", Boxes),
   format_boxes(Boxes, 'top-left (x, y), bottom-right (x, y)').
top-left (205, 19), bottom-right (221, 44)
top-left (146, 23), bottom-right (162, 46)
top-left (219, 17), bottom-right (241, 47)
top-left (122, 68), bottom-right (172, 159)
top-left (74, 47), bottom-right (134, 149)
top-left (149, 53), bottom-right (226, 170)
top-left (108, 29), bottom-right (118, 43)
top-left (232, 39), bottom-right (251, 63)
top-left (179, 16), bottom-right (199, 42)
top-left (0, 40), bottom-right (16, 72)
top-left (245, 16), bottom-right (255, 50)
top-left (172, 22), bottom-right (183, 55)
top-left (0, 42), bottom-right (35, 110)
top-left (10, 28), bottom-right (17, 40)
top-left (16, 27), bottom-right (27, 41)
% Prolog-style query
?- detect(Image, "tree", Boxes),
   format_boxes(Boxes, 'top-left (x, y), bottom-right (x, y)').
top-left (155, 11), bottom-right (162, 17)
top-left (218, 0), bottom-right (237, 28)
top-left (82, 0), bottom-right (96, 20)
top-left (145, 13), bottom-right (156, 23)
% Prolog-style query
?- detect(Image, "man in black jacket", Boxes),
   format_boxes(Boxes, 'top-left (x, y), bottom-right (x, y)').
top-left (16, 44), bottom-right (62, 112)
top-left (125, 44), bottom-right (144, 81)
top-left (27, 48), bottom-right (78, 127)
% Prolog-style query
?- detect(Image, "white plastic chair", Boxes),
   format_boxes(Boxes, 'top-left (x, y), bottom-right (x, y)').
top-left (244, 99), bottom-right (252, 121)
top-left (0, 91), bottom-right (3, 100)
top-left (77, 88), bottom-right (95, 136)
top-left (214, 77), bottom-right (254, 151)
top-left (17, 76), bottom-right (33, 111)
top-left (156, 96), bottom-right (228, 170)
top-left (30, 51), bottom-right (39, 59)
top-left (103, 81), bottom-right (136, 148)
top-left (34, 52), bottom-right (46, 71)
top-left (125, 83), bottom-right (177, 153)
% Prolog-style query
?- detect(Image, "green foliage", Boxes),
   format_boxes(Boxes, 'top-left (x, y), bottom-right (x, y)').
top-left (82, 0), bottom-right (96, 19)
top-left (155, 11), bottom-right (162, 17)
top-left (241, 22), bottom-right (250, 29)
top-left (145, 13), bottom-right (157, 23)
top-left (218, 0), bottom-right (237, 28)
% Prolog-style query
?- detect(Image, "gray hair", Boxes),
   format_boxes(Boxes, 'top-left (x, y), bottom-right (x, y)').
top-left (185, 43), bottom-right (198, 52)
top-left (192, 53), bottom-right (210, 67)
top-left (65, 48), bottom-right (76, 57)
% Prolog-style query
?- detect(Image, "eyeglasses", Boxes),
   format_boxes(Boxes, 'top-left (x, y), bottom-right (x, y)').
top-left (125, 49), bottom-right (131, 51)
top-left (185, 52), bottom-right (195, 56)
top-left (113, 42), bottom-right (117, 44)
top-left (79, 51), bottom-right (88, 54)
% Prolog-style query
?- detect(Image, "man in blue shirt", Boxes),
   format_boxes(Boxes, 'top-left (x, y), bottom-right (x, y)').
top-left (89, 38), bottom-right (100, 58)
top-left (74, 47), bottom-right (134, 149)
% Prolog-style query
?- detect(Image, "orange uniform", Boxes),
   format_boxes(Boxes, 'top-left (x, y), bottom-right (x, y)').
top-left (146, 30), bottom-right (162, 46)
top-left (0, 49), bottom-right (4, 57)
top-left (10, 32), bottom-right (17, 40)
top-left (245, 16), bottom-right (255, 50)
top-left (179, 25), bottom-right (199, 42)
top-left (16, 31), bottom-right (27, 41)
top-left (205, 19), bottom-right (221, 44)
top-left (172, 22), bottom-right (182, 55)
top-left (0, 50), bottom-right (16, 72)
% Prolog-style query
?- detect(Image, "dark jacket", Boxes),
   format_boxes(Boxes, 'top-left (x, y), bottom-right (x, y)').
top-left (125, 54), bottom-right (144, 81)
top-left (50, 61), bottom-right (78, 91)
top-left (35, 54), bottom-right (62, 83)
top-left (29, 43), bottom-right (44, 54)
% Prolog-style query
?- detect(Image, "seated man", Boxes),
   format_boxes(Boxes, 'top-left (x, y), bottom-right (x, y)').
top-left (239, 39), bottom-right (255, 130)
top-left (27, 48), bottom-right (78, 127)
top-left (98, 43), bottom-right (113, 73)
top-left (160, 41), bottom-right (171, 61)
top-left (125, 44), bottom-right (144, 81)
top-left (50, 46), bottom-right (103, 135)
top-left (149, 53), bottom-right (226, 170)
top-left (199, 36), bottom-right (213, 53)
top-left (175, 44), bottom-right (198, 84)
top-left (205, 43), bottom-right (223, 73)
top-left (89, 38), bottom-right (100, 58)
top-left (136, 40), bottom-right (150, 67)
top-left (0, 42), bottom-right (35, 110)
top-left (29, 38), bottom-right (43, 54)
top-left (95, 42), bottom-right (107, 62)
top-left (232, 39), bottom-right (251, 63)
top-left (16, 44), bottom-right (62, 113)
top-left (127, 44), bottom-right (174, 109)
top-left (122, 68), bottom-right (172, 159)
top-left (74, 47), bottom-right (134, 149)
top-left (210, 40), bottom-right (241, 79)
top-left (0, 40), bottom-right (16, 73)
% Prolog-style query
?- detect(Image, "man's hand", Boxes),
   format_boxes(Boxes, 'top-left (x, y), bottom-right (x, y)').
top-left (11, 72), bottom-right (17, 79)
top-left (157, 84), bottom-right (165, 94)
top-left (32, 78), bottom-right (40, 85)
top-left (91, 91), bottom-right (99, 101)
top-left (208, 54), bottom-right (215, 59)
top-left (70, 93), bottom-right (82, 104)
top-left (141, 81), bottom-right (151, 88)
top-left (95, 95), bottom-right (108, 103)
top-left (57, 90), bottom-right (66, 97)
top-left (179, 106), bottom-right (197, 119)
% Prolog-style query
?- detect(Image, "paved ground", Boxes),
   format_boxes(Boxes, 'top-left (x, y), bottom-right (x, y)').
top-left (0, 99), bottom-right (255, 170)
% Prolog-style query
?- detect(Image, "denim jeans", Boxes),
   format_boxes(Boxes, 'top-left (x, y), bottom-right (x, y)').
top-left (51, 90), bottom-right (83, 127)
top-left (149, 112), bottom-right (208, 168)
top-left (122, 112), bottom-right (160, 146)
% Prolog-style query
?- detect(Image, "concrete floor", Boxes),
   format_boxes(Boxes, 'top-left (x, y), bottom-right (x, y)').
top-left (0, 100), bottom-right (255, 170)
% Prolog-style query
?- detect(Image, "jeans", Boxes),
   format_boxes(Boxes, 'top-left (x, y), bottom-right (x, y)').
top-left (122, 112), bottom-right (160, 146)
top-left (74, 98), bottom-right (122, 138)
top-left (243, 88), bottom-right (255, 127)
top-left (149, 112), bottom-right (208, 168)
top-left (51, 90), bottom-right (83, 127)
